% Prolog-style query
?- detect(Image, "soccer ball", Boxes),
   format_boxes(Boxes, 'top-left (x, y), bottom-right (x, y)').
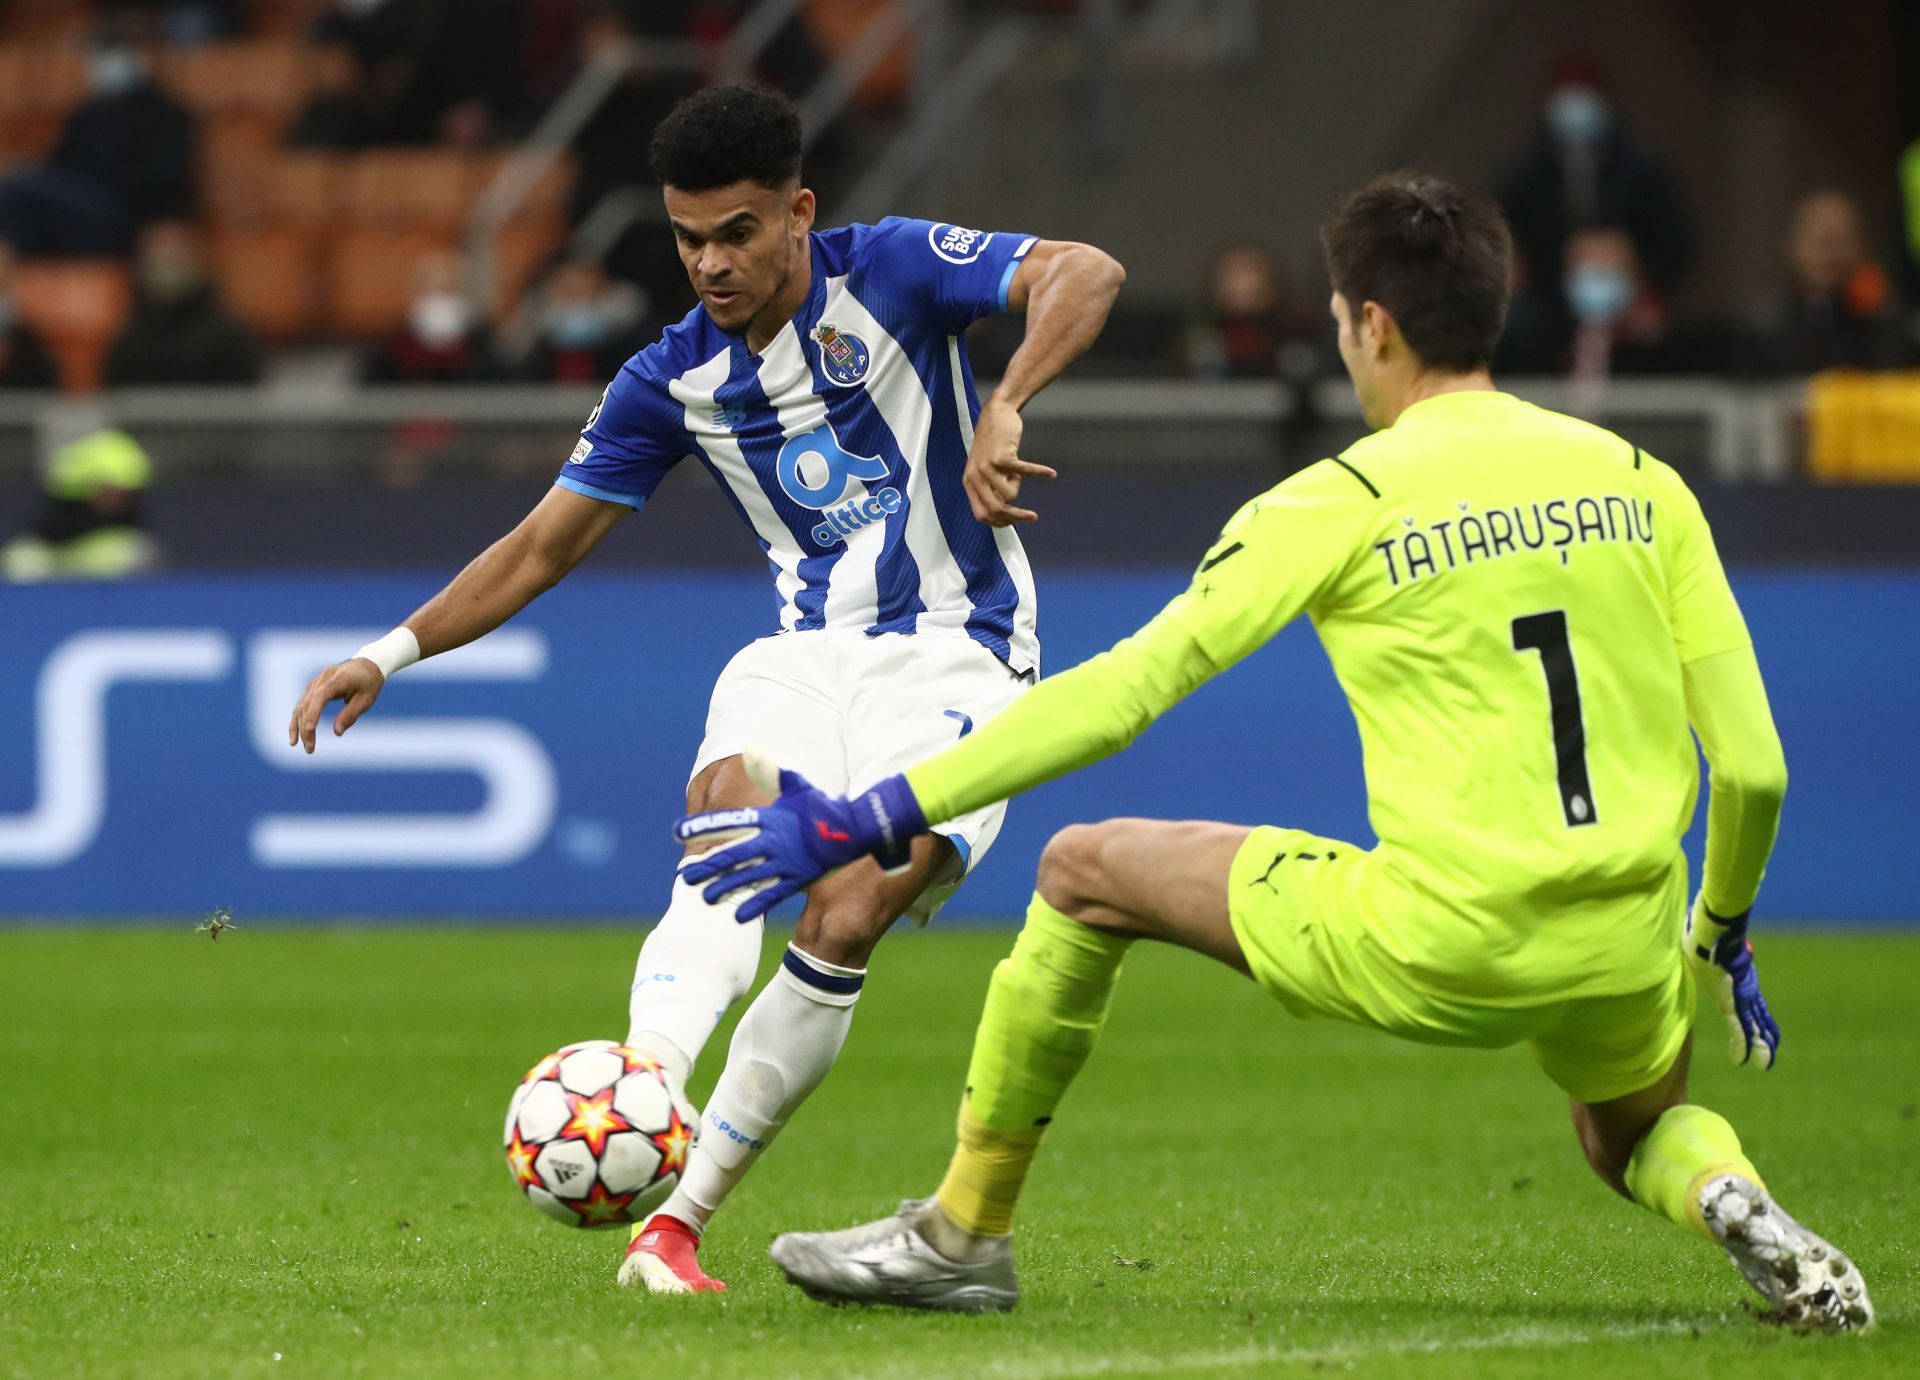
top-left (503, 1040), bottom-right (693, 1228)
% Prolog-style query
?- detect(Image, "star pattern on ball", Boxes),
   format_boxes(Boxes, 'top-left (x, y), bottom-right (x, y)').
top-left (523, 1051), bottom-right (564, 1084)
top-left (651, 1108), bottom-right (694, 1178)
top-left (559, 1087), bottom-right (633, 1158)
top-left (615, 1046), bottom-right (663, 1076)
top-left (503, 1126), bottom-right (542, 1192)
top-left (565, 1181), bottom-right (637, 1228)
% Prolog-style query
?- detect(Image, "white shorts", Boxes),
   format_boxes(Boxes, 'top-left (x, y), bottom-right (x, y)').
top-left (691, 629), bottom-right (1030, 923)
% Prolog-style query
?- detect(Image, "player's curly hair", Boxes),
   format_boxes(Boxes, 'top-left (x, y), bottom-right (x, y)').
top-left (1320, 173), bottom-right (1512, 373)
top-left (648, 83), bottom-right (803, 192)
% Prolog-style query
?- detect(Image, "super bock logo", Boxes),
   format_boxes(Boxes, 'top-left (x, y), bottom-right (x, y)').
top-left (812, 324), bottom-right (870, 386)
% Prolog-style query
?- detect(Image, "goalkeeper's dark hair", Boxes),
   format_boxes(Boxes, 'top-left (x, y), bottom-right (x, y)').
top-left (1320, 172), bottom-right (1513, 373)
top-left (648, 83), bottom-right (803, 193)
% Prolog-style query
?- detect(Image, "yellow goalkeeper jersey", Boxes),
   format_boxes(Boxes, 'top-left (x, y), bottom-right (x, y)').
top-left (910, 388), bottom-right (1755, 1002)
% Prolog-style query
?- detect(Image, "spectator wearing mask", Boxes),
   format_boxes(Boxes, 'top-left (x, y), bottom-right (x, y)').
top-left (365, 251), bottom-right (499, 384)
top-left (1754, 190), bottom-right (1902, 373)
top-left (1494, 52), bottom-right (1693, 331)
top-left (0, 242), bottom-right (60, 391)
top-left (106, 220), bottom-right (263, 386)
top-left (1557, 227), bottom-right (1733, 379)
top-left (1183, 241), bottom-right (1318, 381)
top-left (1, 427), bottom-right (161, 581)
top-left (515, 253), bottom-right (649, 385)
top-left (0, 37), bottom-right (197, 257)
top-left (285, 40), bottom-right (380, 152)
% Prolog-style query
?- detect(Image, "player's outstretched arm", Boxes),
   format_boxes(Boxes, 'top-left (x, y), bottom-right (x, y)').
top-left (287, 486), bottom-right (627, 752)
top-left (966, 240), bottom-right (1125, 526)
top-left (1681, 644), bottom-right (1790, 1068)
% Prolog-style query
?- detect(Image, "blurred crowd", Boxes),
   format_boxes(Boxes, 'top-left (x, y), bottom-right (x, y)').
top-left (1178, 53), bottom-right (1917, 391)
top-left (0, 13), bottom-right (1905, 396)
top-left (0, 0), bottom-right (858, 391)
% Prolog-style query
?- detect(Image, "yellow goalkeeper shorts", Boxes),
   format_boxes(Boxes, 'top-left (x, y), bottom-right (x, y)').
top-left (1224, 825), bottom-right (1694, 1104)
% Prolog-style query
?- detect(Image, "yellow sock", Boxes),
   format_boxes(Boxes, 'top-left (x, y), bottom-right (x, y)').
top-left (1624, 1105), bottom-right (1763, 1239)
top-left (933, 892), bottom-right (1129, 1237)
top-left (935, 1106), bottom-right (1045, 1238)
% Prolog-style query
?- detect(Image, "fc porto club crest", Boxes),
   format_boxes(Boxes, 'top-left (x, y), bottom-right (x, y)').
top-left (812, 323), bottom-right (870, 387)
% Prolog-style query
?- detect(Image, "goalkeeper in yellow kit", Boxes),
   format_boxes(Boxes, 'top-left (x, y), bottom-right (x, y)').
top-left (676, 174), bottom-right (1874, 1331)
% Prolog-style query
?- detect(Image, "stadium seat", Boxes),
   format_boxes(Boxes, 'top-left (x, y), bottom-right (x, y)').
top-left (6, 45), bottom-right (87, 125)
top-left (2, 2), bottom-right (94, 46)
top-left (341, 150), bottom-right (480, 232)
top-left (0, 112), bottom-right (61, 165)
top-left (13, 260), bottom-right (133, 393)
top-left (488, 217), bottom-right (568, 317)
top-left (244, 0), bottom-right (327, 39)
top-left (327, 226), bottom-right (455, 340)
top-left (803, 0), bottom-right (913, 110)
top-left (269, 152), bottom-right (345, 228)
top-left (155, 41), bottom-right (314, 118)
top-left (467, 152), bottom-right (577, 224)
top-left (202, 110), bottom-right (287, 167)
top-left (212, 228), bottom-right (322, 343)
top-left (203, 152), bottom-right (343, 231)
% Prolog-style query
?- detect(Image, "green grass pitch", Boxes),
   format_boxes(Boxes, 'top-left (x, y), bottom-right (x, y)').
top-left (2, 926), bottom-right (1914, 1379)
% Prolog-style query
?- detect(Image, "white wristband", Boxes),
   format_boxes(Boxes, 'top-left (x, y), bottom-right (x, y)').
top-left (353, 627), bottom-right (420, 680)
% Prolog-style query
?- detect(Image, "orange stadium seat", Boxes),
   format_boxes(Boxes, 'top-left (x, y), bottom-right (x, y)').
top-left (803, 0), bottom-right (913, 110)
top-left (212, 228), bottom-right (323, 343)
top-left (156, 41), bottom-right (313, 119)
top-left (0, 48), bottom-right (32, 119)
top-left (269, 152), bottom-right (345, 228)
top-left (0, 114), bottom-right (61, 167)
top-left (244, 0), bottom-right (328, 40)
top-left (3, 1), bottom-right (94, 46)
top-left (327, 226), bottom-right (454, 340)
top-left (203, 110), bottom-right (288, 168)
top-left (488, 217), bottom-right (567, 317)
top-left (205, 151), bottom-right (343, 231)
top-left (341, 150), bottom-right (479, 231)
top-left (467, 153), bottom-right (578, 224)
top-left (13, 261), bottom-right (133, 393)
top-left (27, 46), bottom-right (88, 119)
top-left (200, 152), bottom-right (274, 227)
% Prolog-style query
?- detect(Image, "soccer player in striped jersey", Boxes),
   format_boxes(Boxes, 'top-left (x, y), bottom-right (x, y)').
top-left (285, 84), bottom-right (1125, 1292)
top-left (679, 174), bottom-right (1873, 1331)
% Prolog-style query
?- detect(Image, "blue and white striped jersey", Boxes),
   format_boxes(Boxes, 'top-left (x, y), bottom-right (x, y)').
top-left (555, 217), bottom-right (1040, 674)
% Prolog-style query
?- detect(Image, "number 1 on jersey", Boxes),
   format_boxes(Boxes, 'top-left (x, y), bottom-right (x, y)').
top-left (1511, 610), bottom-right (1597, 828)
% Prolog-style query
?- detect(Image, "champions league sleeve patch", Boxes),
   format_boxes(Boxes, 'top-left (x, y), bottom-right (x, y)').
top-left (812, 324), bottom-right (871, 387)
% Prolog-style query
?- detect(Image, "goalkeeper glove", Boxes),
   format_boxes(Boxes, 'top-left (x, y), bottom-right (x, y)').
top-left (1684, 895), bottom-right (1780, 1069)
top-left (676, 753), bottom-right (927, 923)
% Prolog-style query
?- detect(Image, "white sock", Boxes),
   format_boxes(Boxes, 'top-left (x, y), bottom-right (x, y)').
top-left (626, 871), bottom-right (764, 1081)
top-left (654, 943), bottom-right (865, 1235)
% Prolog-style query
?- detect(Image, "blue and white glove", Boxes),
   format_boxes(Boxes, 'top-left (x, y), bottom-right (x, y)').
top-left (676, 751), bottom-right (929, 923)
top-left (1684, 895), bottom-right (1780, 1069)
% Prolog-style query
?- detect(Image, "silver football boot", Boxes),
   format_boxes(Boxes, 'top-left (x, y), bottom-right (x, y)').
top-left (1700, 1174), bottom-right (1873, 1332)
top-left (769, 1198), bottom-right (1019, 1313)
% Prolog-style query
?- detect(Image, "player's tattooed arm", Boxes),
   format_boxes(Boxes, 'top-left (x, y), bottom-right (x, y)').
top-left (287, 486), bottom-right (627, 752)
top-left (966, 240), bottom-right (1126, 527)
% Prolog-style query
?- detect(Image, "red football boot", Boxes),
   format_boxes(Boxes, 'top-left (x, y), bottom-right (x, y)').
top-left (617, 1214), bottom-right (727, 1294)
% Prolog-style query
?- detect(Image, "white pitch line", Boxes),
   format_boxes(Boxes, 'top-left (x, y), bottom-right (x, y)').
top-left (803, 1316), bottom-right (1706, 1380)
